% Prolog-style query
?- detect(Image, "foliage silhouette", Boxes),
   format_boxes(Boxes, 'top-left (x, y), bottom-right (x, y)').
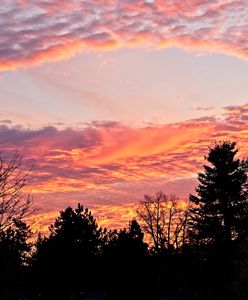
top-left (0, 220), bottom-right (32, 299)
top-left (102, 220), bottom-right (153, 299)
top-left (49, 203), bottom-right (106, 255)
top-left (187, 141), bottom-right (248, 300)
top-left (32, 204), bottom-right (107, 299)
top-left (104, 219), bottom-right (148, 258)
top-left (189, 141), bottom-right (248, 248)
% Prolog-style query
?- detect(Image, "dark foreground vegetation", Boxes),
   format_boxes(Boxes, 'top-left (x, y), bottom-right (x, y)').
top-left (1, 141), bottom-right (248, 299)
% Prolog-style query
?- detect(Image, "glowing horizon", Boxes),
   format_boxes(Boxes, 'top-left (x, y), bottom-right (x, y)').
top-left (3, 104), bottom-right (248, 233)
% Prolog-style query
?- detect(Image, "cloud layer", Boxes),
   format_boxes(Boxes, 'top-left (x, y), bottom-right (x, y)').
top-left (1, 104), bottom-right (248, 232)
top-left (1, 0), bottom-right (248, 71)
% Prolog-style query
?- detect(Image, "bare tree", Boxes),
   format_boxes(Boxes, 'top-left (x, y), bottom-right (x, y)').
top-left (0, 153), bottom-right (32, 230)
top-left (136, 191), bottom-right (190, 253)
top-left (173, 201), bottom-right (192, 251)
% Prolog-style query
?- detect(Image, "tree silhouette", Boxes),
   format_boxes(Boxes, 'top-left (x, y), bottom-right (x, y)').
top-left (189, 141), bottom-right (248, 248)
top-left (137, 192), bottom-right (190, 253)
top-left (49, 203), bottom-right (106, 255)
top-left (104, 219), bottom-right (148, 258)
top-left (231, 239), bottom-right (248, 300)
top-left (103, 220), bottom-right (150, 299)
top-left (0, 153), bottom-right (32, 230)
top-left (32, 204), bottom-right (107, 298)
top-left (0, 153), bottom-right (33, 299)
top-left (0, 219), bottom-right (32, 299)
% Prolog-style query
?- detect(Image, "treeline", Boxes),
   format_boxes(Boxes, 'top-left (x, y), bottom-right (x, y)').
top-left (1, 141), bottom-right (248, 299)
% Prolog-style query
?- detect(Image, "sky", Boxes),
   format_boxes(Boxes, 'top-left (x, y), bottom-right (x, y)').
top-left (1, 0), bottom-right (248, 234)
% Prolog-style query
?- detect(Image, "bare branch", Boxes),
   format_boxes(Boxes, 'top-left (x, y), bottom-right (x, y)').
top-left (136, 191), bottom-right (190, 253)
top-left (0, 153), bottom-right (33, 230)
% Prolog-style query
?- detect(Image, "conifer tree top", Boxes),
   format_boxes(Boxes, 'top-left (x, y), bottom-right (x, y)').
top-left (189, 140), bottom-right (248, 246)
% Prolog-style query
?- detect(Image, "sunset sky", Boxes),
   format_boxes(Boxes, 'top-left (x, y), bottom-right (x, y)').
top-left (1, 0), bottom-right (248, 233)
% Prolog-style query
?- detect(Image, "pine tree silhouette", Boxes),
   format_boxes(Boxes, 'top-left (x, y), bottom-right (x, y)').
top-left (190, 141), bottom-right (248, 248)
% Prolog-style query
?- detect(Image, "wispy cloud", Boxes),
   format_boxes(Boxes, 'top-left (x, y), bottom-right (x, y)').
top-left (195, 106), bottom-right (214, 111)
top-left (1, 104), bottom-right (248, 232)
top-left (1, 0), bottom-right (248, 71)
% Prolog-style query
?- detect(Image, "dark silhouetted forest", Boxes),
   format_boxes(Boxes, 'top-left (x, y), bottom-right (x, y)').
top-left (1, 141), bottom-right (248, 299)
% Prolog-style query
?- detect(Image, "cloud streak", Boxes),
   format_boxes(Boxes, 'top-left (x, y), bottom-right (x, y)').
top-left (1, 0), bottom-right (248, 71)
top-left (1, 104), bottom-right (248, 232)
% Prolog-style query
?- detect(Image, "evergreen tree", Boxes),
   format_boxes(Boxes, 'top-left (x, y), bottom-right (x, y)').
top-left (103, 220), bottom-right (150, 299)
top-left (104, 219), bottom-right (148, 258)
top-left (189, 141), bottom-right (248, 247)
top-left (32, 204), bottom-right (107, 299)
top-left (49, 203), bottom-right (106, 256)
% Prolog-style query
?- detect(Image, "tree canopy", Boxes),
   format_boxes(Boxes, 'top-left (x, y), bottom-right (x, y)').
top-left (189, 141), bottom-right (248, 247)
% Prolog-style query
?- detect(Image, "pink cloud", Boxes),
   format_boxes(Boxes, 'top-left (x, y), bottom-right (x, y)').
top-left (1, 103), bottom-right (247, 232)
top-left (0, 103), bottom-right (246, 198)
top-left (0, 0), bottom-right (248, 71)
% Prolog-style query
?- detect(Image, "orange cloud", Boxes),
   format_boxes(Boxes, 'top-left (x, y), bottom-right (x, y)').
top-left (1, 0), bottom-right (248, 71)
top-left (28, 203), bottom-right (138, 237)
top-left (1, 104), bottom-right (248, 233)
